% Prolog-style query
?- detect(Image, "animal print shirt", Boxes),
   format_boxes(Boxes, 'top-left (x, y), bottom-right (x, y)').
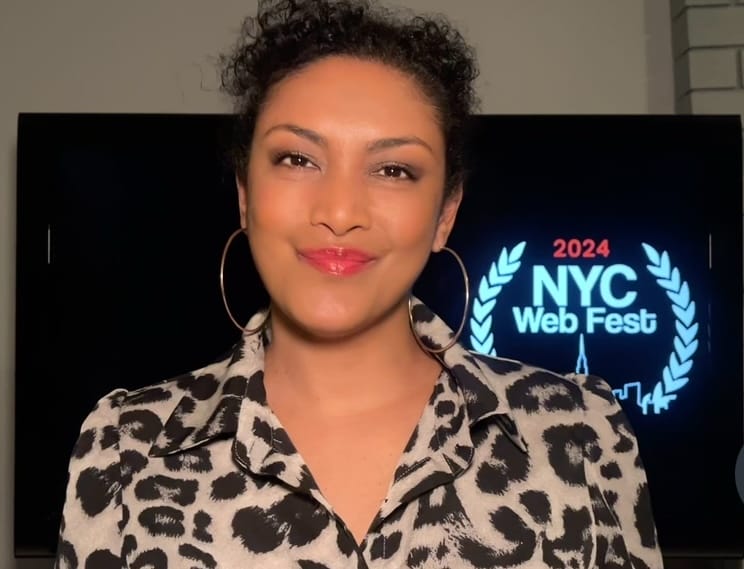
top-left (55, 302), bottom-right (663, 568)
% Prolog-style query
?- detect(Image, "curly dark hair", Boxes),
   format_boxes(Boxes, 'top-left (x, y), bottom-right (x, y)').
top-left (220, 0), bottom-right (479, 199)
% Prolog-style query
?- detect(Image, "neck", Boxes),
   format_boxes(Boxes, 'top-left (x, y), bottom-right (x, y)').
top-left (263, 300), bottom-right (441, 416)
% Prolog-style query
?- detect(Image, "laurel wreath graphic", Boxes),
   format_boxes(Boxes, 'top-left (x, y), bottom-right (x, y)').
top-left (468, 240), bottom-right (697, 416)
top-left (631, 243), bottom-right (698, 414)
top-left (469, 241), bottom-right (526, 356)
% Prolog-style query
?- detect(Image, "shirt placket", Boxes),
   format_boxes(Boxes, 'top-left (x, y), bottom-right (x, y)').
top-left (232, 387), bottom-right (370, 566)
top-left (359, 372), bottom-right (476, 567)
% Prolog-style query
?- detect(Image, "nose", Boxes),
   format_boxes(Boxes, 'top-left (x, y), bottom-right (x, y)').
top-left (309, 167), bottom-right (371, 236)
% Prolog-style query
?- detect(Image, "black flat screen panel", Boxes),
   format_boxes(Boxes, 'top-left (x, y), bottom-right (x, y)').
top-left (15, 113), bottom-right (743, 558)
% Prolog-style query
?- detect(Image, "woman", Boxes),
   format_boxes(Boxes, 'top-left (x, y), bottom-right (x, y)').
top-left (55, 0), bottom-right (663, 567)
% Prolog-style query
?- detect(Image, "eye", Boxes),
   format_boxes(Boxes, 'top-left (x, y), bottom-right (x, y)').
top-left (375, 164), bottom-right (417, 181)
top-left (273, 152), bottom-right (316, 169)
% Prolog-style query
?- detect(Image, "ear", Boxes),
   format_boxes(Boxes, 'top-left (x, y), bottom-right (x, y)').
top-left (236, 174), bottom-right (249, 229)
top-left (432, 184), bottom-right (463, 252)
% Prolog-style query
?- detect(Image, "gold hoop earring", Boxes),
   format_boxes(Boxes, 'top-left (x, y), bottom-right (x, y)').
top-left (219, 227), bottom-right (269, 334)
top-left (409, 246), bottom-right (470, 353)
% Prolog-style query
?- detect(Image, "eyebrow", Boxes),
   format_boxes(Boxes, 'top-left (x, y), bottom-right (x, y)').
top-left (263, 124), bottom-right (325, 147)
top-left (262, 123), bottom-right (434, 155)
top-left (368, 136), bottom-right (433, 155)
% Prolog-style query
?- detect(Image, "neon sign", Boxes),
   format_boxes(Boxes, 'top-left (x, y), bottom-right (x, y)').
top-left (468, 241), bottom-right (698, 415)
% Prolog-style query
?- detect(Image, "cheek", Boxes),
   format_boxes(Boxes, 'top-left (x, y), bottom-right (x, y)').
top-left (245, 180), bottom-right (303, 236)
top-left (370, 194), bottom-right (441, 250)
top-left (244, 193), bottom-right (304, 283)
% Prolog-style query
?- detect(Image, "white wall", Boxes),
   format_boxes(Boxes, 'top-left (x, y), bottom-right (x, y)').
top-left (0, 1), bottom-right (673, 566)
top-left (671, 1), bottom-right (744, 118)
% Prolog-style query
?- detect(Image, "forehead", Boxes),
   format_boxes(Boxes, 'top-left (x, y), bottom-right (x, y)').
top-left (255, 56), bottom-right (443, 150)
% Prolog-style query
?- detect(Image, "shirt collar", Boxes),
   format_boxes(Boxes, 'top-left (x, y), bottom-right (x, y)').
top-left (147, 299), bottom-right (528, 459)
top-left (408, 298), bottom-right (528, 453)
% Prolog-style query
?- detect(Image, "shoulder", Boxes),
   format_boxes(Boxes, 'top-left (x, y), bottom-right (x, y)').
top-left (466, 351), bottom-right (592, 415)
top-left (124, 350), bottom-right (236, 409)
top-left (78, 351), bottom-right (235, 444)
top-left (463, 351), bottom-right (634, 450)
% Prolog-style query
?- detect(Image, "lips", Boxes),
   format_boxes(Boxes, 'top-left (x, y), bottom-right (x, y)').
top-left (298, 248), bottom-right (376, 276)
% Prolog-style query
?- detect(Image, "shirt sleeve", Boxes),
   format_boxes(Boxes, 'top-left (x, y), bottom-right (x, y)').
top-left (55, 389), bottom-right (128, 569)
top-left (567, 373), bottom-right (664, 569)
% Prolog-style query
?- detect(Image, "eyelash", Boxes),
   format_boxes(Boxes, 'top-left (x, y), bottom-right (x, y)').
top-left (272, 151), bottom-right (418, 181)
top-left (273, 152), bottom-right (314, 169)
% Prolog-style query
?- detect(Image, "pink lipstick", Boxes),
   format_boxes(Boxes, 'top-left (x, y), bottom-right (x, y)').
top-left (298, 248), bottom-right (375, 276)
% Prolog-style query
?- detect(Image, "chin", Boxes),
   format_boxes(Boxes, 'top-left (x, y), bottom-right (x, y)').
top-left (277, 289), bottom-right (397, 341)
top-left (289, 302), bottom-right (365, 340)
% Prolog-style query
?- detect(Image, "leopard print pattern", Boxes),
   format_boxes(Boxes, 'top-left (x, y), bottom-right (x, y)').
top-left (55, 301), bottom-right (663, 568)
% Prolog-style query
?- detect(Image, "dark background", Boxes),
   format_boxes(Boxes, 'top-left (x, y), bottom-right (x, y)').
top-left (15, 113), bottom-right (744, 560)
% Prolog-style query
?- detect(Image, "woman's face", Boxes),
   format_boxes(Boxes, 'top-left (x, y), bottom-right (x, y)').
top-left (238, 55), bottom-right (461, 339)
